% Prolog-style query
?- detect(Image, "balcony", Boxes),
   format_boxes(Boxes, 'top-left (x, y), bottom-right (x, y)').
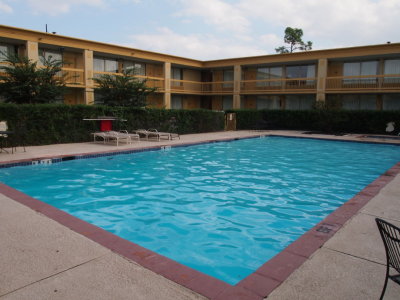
top-left (93, 71), bottom-right (165, 91)
top-left (60, 67), bottom-right (85, 87)
top-left (170, 79), bottom-right (234, 95)
top-left (326, 74), bottom-right (400, 92)
top-left (240, 77), bottom-right (316, 94)
top-left (1, 63), bottom-right (86, 88)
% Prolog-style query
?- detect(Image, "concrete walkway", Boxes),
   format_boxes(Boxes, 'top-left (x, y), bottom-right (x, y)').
top-left (0, 131), bottom-right (399, 299)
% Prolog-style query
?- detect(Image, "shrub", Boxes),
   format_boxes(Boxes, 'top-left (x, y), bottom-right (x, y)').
top-left (228, 109), bottom-right (400, 134)
top-left (0, 104), bottom-right (224, 146)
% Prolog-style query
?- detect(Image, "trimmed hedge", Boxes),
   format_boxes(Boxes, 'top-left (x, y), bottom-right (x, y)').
top-left (0, 104), bottom-right (225, 146)
top-left (227, 109), bottom-right (400, 134)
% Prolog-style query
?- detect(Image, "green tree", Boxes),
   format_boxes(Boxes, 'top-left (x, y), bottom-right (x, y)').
top-left (93, 69), bottom-right (157, 107)
top-left (0, 52), bottom-right (66, 104)
top-left (275, 27), bottom-right (313, 54)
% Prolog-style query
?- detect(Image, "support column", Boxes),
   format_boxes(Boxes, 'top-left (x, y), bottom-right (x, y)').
top-left (26, 41), bottom-right (39, 62)
top-left (164, 62), bottom-right (171, 109)
top-left (233, 64), bottom-right (241, 109)
top-left (84, 50), bottom-right (94, 105)
top-left (316, 58), bottom-right (328, 103)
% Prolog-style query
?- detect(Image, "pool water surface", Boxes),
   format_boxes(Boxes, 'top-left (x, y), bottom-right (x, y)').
top-left (1, 136), bottom-right (399, 284)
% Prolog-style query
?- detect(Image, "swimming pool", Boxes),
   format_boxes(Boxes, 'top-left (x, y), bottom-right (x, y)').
top-left (1, 136), bottom-right (399, 285)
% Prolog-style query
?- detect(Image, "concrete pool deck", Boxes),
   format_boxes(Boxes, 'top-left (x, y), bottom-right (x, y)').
top-left (0, 130), bottom-right (399, 299)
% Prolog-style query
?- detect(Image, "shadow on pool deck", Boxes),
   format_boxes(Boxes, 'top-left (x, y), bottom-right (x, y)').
top-left (0, 130), bottom-right (400, 300)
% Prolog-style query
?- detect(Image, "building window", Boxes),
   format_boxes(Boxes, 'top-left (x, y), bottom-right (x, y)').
top-left (285, 64), bottom-right (315, 87)
top-left (382, 94), bottom-right (400, 110)
top-left (383, 59), bottom-right (400, 85)
top-left (171, 95), bottom-right (183, 109)
top-left (222, 96), bottom-right (233, 110)
top-left (256, 96), bottom-right (280, 109)
top-left (222, 69), bottom-right (233, 88)
top-left (343, 61), bottom-right (378, 84)
top-left (342, 94), bottom-right (376, 110)
top-left (94, 57), bottom-right (118, 73)
top-left (39, 49), bottom-right (63, 77)
top-left (286, 65), bottom-right (315, 79)
top-left (124, 61), bottom-right (146, 76)
top-left (240, 96), bottom-right (246, 109)
top-left (256, 67), bottom-right (282, 87)
top-left (285, 95), bottom-right (314, 110)
top-left (0, 43), bottom-right (15, 61)
top-left (39, 49), bottom-right (63, 65)
top-left (171, 67), bottom-right (183, 87)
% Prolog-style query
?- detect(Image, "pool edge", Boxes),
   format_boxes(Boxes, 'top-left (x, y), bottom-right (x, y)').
top-left (0, 135), bottom-right (399, 300)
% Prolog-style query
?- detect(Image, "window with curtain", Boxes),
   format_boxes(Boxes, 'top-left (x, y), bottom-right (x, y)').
top-left (93, 57), bottom-right (118, 73)
top-left (256, 67), bottom-right (282, 87)
top-left (285, 95), bottom-right (314, 110)
top-left (123, 61), bottom-right (145, 75)
top-left (286, 64), bottom-right (315, 87)
top-left (383, 59), bottom-right (400, 85)
top-left (93, 58), bottom-right (104, 72)
top-left (223, 69), bottom-right (233, 88)
top-left (286, 65), bottom-right (315, 78)
top-left (222, 96), bottom-right (233, 110)
top-left (104, 59), bottom-right (118, 73)
top-left (171, 67), bottom-right (183, 87)
top-left (256, 96), bottom-right (280, 109)
top-left (171, 67), bottom-right (182, 80)
top-left (342, 95), bottom-right (376, 110)
top-left (240, 96), bottom-right (246, 109)
top-left (382, 94), bottom-right (400, 110)
top-left (39, 49), bottom-right (63, 66)
top-left (0, 44), bottom-right (15, 61)
top-left (343, 61), bottom-right (378, 84)
top-left (171, 95), bottom-right (183, 109)
top-left (38, 49), bottom-right (63, 77)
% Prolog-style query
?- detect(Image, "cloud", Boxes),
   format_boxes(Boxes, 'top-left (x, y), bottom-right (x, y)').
top-left (259, 33), bottom-right (283, 52)
top-left (237, 0), bottom-right (400, 49)
top-left (125, 27), bottom-right (266, 60)
top-left (26, 0), bottom-right (105, 16)
top-left (0, 1), bottom-right (12, 13)
top-left (175, 0), bottom-right (250, 34)
top-left (125, 0), bottom-right (400, 59)
top-left (171, 0), bottom-right (400, 55)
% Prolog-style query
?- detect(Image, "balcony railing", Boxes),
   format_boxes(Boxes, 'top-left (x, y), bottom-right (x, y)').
top-left (0, 63), bottom-right (86, 87)
top-left (93, 71), bottom-right (165, 91)
top-left (170, 79), bottom-right (234, 94)
top-left (59, 67), bottom-right (85, 86)
top-left (240, 77), bottom-right (316, 93)
top-left (326, 74), bottom-right (400, 91)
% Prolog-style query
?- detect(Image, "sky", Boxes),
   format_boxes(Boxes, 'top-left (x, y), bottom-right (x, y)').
top-left (0, 0), bottom-right (399, 60)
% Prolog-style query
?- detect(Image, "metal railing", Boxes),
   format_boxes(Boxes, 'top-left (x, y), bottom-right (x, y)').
top-left (4, 64), bottom-right (399, 95)
top-left (326, 74), bottom-right (400, 91)
top-left (170, 79), bottom-right (234, 94)
top-left (59, 67), bottom-right (85, 86)
top-left (240, 77), bottom-right (316, 93)
top-left (0, 63), bottom-right (86, 87)
top-left (93, 71), bottom-right (165, 91)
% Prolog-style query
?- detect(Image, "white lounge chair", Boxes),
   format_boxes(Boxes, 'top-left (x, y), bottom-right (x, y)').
top-left (92, 130), bottom-right (139, 146)
top-left (135, 129), bottom-right (180, 141)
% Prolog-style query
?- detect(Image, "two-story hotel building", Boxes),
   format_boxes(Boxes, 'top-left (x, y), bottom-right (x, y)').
top-left (1, 25), bottom-right (399, 110)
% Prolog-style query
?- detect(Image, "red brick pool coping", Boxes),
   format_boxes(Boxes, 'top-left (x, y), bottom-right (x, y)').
top-left (1, 136), bottom-right (399, 300)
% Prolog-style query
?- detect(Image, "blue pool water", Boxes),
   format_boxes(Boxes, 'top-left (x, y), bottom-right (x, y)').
top-left (1, 137), bottom-right (399, 284)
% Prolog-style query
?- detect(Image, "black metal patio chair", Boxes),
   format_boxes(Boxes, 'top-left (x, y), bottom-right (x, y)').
top-left (375, 218), bottom-right (400, 299)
